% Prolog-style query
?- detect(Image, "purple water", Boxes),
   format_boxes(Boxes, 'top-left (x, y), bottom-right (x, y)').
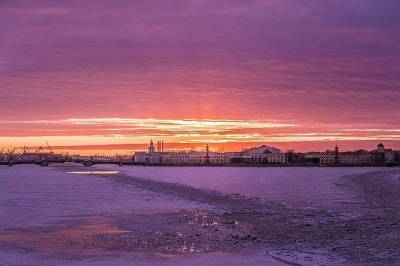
top-left (0, 165), bottom-right (208, 230)
top-left (107, 165), bottom-right (385, 208)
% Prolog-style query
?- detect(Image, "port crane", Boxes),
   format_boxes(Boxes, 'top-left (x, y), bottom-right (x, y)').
top-left (22, 146), bottom-right (30, 154)
top-left (6, 148), bottom-right (16, 165)
top-left (46, 142), bottom-right (54, 154)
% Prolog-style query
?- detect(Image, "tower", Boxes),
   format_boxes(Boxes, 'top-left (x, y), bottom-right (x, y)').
top-left (376, 143), bottom-right (385, 165)
top-left (157, 141), bottom-right (161, 152)
top-left (334, 145), bottom-right (339, 164)
top-left (149, 139), bottom-right (155, 153)
top-left (377, 143), bottom-right (385, 153)
top-left (205, 144), bottom-right (210, 164)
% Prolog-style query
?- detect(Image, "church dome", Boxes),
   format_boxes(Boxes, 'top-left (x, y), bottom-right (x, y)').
top-left (377, 143), bottom-right (384, 148)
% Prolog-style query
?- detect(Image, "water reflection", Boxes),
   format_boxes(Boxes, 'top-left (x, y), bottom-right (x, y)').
top-left (0, 219), bottom-right (126, 252)
top-left (0, 210), bottom-right (254, 256)
top-left (68, 171), bottom-right (120, 175)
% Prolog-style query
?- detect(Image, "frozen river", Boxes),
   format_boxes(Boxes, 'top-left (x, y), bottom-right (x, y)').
top-left (0, 165), bottom-right (210, 230)
top-left (0, 164), bottom-right (393, 265)
top-left (106, 165), bottom-right (385, 209)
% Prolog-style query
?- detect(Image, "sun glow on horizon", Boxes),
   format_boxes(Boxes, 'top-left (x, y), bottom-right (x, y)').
top-left (0, 118), bottom-right (399, 152)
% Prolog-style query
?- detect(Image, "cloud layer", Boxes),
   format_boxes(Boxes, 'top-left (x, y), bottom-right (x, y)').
top-left (1, 0), bottom-right (399, 150)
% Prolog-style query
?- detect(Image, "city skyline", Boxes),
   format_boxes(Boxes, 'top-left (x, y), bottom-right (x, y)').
top-left (1, 1), bottom-right (400, 152)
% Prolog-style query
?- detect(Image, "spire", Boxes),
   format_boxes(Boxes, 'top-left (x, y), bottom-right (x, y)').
top-left (149, 139), bottom-right (155, 153)
top-left (205, 144), bottom-right (210, 164)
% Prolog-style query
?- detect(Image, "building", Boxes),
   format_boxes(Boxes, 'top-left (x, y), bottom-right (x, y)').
top-left (378, 143), bottom-right (396, 163)
top-left (286, 150), bottom-right (305, 163)
top-left (377, 143), bottom-right (385, 153)
top-left (135, 141), bottom-right (397, 166)
top-left (305, 143), bottom-right (394, 166)
top-left (231, 145), bottom-right (286, 164)
top-left (160, 151), bottom-right (229, 165)
top-left (135, 141), bottom-right (286, 166)
top-left (134, 152), bottom-right (162, 165)
top-left (135, 141), bottom-right (230, 165)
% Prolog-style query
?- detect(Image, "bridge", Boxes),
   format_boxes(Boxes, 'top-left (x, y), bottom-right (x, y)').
top-left (0, 146), bottom-right (137, 167)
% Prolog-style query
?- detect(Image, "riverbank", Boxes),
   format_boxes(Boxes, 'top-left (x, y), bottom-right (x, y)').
top-left (1, 161), bottom-right (398, 168)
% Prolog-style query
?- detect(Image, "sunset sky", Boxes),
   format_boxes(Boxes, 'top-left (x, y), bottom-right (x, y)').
top-left (1, 0), bottom-right (400, 154)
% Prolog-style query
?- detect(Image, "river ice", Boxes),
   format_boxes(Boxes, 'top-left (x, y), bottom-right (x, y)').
top-left (106, 165), bottom-right (386, 209)
top-left (0, 164), bottom-right (396, 265)
top-left (0, 165), bottom-right (211, 230)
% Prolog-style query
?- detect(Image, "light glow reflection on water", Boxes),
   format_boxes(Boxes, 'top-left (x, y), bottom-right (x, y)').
top-left (68, 171), bottom-right (120, 175)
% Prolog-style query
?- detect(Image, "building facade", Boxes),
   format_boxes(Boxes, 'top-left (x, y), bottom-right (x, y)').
top-left (306, 143), bottom-right (393, 166)
top-left (231, 145), bottom-right (287, 164)
top-left (134, 141), bottom-right (230, 165)
top-left (135, 141), bottom-right (286, 165)
top-left (317, 152), bottom-right (373, 165)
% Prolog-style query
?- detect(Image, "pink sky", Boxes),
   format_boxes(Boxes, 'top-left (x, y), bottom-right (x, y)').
top-left (1, 0), bottom-right (400, 152)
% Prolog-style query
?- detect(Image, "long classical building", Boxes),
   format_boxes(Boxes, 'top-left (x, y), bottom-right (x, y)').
top-left (318, 152), bottom-right (374, 165)
top-left (305, 143), bottom-right (394, 166)
top-left (230, 145), bottom-right (287, 164)
top-left (134, 141), bottom-right (285, 165)
top-left (134, 140), bottom-right (230, 165)
top-left (135, 151), bottom-right (231, 165)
